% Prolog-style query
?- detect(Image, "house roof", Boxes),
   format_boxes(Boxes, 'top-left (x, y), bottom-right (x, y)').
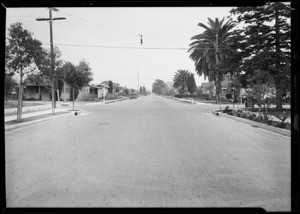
top-left (88, 83), bottom-right (110, 89)
top-left (97, 83), bottom-right (110, 88)
top-left (221, 75), bottom-right (233, 87)
top-left (201, 82), bottom-right (214, 88)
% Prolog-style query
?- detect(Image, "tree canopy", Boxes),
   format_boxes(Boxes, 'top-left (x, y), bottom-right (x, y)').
top-left (173, 69), bottom-right (189, 92)
top-left (188, 17), bottom-right (235, 103)
top-left (187, 73), bottom-right (197, 94)
top-left (229, 2), bottom-right (291, 109)
top-left (152, 79), bottom-right (167, 95)
top-left (6, 22), bottom-right (46, 76)
top-left (62, 59), bottom-right (93, 90)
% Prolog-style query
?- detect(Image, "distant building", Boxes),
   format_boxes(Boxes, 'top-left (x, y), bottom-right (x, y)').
top-left (200, 82), bottom-right (215, 97)
top-left (76, 83), bottom-right (110, 101)
top-left (200, 74), bottom-right (233, 98)
top-left (22, 76), bottom-right (51, 101)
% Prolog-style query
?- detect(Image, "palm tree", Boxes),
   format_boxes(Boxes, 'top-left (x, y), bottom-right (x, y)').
top-left (188, 17), bottom-right (235, 104)
top-left (173, 69), bottom-right (190, 93)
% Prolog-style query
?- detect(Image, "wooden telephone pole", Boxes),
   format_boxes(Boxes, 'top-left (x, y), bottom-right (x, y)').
top-left (36, 7), bottom-right (65, 115)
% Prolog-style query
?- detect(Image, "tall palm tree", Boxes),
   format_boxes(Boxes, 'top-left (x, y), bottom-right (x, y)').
top-left (189, 17), bottom-right (235, 104)
top-left (173, 69), bottom-right (189, 93)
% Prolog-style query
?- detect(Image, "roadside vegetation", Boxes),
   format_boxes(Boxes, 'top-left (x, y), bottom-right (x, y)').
top-left (151, 3), bottom-right (291, 131)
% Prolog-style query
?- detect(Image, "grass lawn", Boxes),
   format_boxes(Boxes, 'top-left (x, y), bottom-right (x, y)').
top-left (4, 100), bottom-right (51, 109)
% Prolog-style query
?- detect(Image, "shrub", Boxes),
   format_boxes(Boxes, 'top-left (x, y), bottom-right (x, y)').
top-left (241, 113), bottom-right (247, 118)
top-left (222, 106), bottom-right (231, 113)
top-left (254, 114), bottom-right (263, 122)
top-left (227, 111), bottom-right (233, 116)
top-left (275, 122), bottom-right (287, 129)
top-left (248, 115), bottom-right (253, 120)
top-left (225, 93), bottom-right (232, 99)
top-left (253, 117), bottom-right (260, 122)
top-left (76, 92), bottom-right (95, 101)
top-left (272, 111), bottom-right (289, 123)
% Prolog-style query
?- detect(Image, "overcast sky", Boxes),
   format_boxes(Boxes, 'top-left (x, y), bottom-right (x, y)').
top-left (6, 7), bottom-right (234, 90)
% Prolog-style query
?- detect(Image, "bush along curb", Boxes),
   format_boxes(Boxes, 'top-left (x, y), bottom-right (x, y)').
top-left (218, 112), bottom-right (291, 137)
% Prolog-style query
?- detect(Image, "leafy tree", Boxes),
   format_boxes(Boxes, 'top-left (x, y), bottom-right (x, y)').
top-left (108, 80), bottom-right (113, 93)
top-left (124, 87), bottom-right (129, 95)
top-left (142, 86), bottom-right (147, 95)
top-left (130, 88), bottom-right (135, 94)
top-left (6, 22), bottom-right (46, 121)
top-left (173, 69), bottom-right (189, 93)
top-left (189, 17), bottom-right (235, 103)
top-left (40, 46), bottom-right (64, 101)
top-left (6, 22), bottom-right (46, 74)
top-left (229, 2), bottom-right (291, 110)
top-left (62, 60), bottom-right (93, 110)
top-left (115, 86), bottom-right (120, 94)
top-left (5, 75), bottom-right (17, 101)
top-left (152, 79), bottom-right (167, 95)
top-left (187, 73), bottom-right (197, 94)
top-left (164, 82), bottom-right (175, 96)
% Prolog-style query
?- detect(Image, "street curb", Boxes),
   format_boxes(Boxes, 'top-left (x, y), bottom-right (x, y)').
top-left (165, 96), bottom-right (213, 105)
top-left (211, 110), bottom-right (291, 137)
top-left (5, 111), bottom-right (75, 131)
top-left (85, 98), bottom-right (129, 105)
top-left (210, 109), bottom-right (221, 116)
top-left (104, 98), bottom-right (130, 104)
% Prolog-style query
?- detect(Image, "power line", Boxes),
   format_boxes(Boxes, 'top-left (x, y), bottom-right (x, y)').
top-left (42, 43), bottom-right (230, 51)
top-left (42, 43), bottom-right (189, 50)
top-left (56, 10), bottom-right (139, 36)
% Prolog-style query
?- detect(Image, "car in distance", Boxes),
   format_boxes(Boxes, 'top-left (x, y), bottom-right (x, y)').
top-left (130, 93), bottom-right (137, 99)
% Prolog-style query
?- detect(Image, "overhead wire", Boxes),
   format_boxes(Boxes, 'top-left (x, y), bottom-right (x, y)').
top-left (42, 43), bottom-right (189, 50)
top-left (56, 10), bottom-right (139, 36)
top-left (42, 43), bottom-right (230, 51)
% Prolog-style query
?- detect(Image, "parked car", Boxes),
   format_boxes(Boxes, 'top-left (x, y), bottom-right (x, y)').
top-left (130, 94), bottom-right (137, 99)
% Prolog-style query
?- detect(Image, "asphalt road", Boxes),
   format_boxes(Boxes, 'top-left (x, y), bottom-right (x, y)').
top-left (5, 94), bottom-right (291, 210)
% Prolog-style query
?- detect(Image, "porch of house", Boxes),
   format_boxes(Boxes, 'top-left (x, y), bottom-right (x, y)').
top-left (24, 85), bottom-right (50, 101)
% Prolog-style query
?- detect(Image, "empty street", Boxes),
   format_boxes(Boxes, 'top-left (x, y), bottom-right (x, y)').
top-left (5, 94), bottom-right (290, 211)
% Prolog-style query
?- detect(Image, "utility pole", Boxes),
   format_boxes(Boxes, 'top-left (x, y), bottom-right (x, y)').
top-left (36, 7), bottom-right (65, 115)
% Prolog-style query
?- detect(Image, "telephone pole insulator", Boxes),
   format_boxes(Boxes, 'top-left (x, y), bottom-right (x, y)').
top-left (139, 34), bottom-right (143, 46)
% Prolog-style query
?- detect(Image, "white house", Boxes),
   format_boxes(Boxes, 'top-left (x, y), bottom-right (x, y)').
top-left (76, 83), bottom-right (110, 101)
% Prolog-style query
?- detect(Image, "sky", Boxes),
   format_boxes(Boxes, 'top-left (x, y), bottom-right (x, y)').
top-left (6, 7), bottom-right (235, 91)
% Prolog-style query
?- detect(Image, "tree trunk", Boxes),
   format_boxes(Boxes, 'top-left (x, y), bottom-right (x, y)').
top-left (72, 85), bottom-right (75, 110)
top-left (274, 5), bottom-right (283, 111)
top-left (275, 88), bottom-right (283, 110)
top-left (17, 63), bottom-right (23, 122)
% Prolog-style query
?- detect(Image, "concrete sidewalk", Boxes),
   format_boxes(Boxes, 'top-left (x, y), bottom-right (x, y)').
top-left (5, 97), bottom-right (130, 131)
top-left (5, 107), bottom-right (73, 123)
